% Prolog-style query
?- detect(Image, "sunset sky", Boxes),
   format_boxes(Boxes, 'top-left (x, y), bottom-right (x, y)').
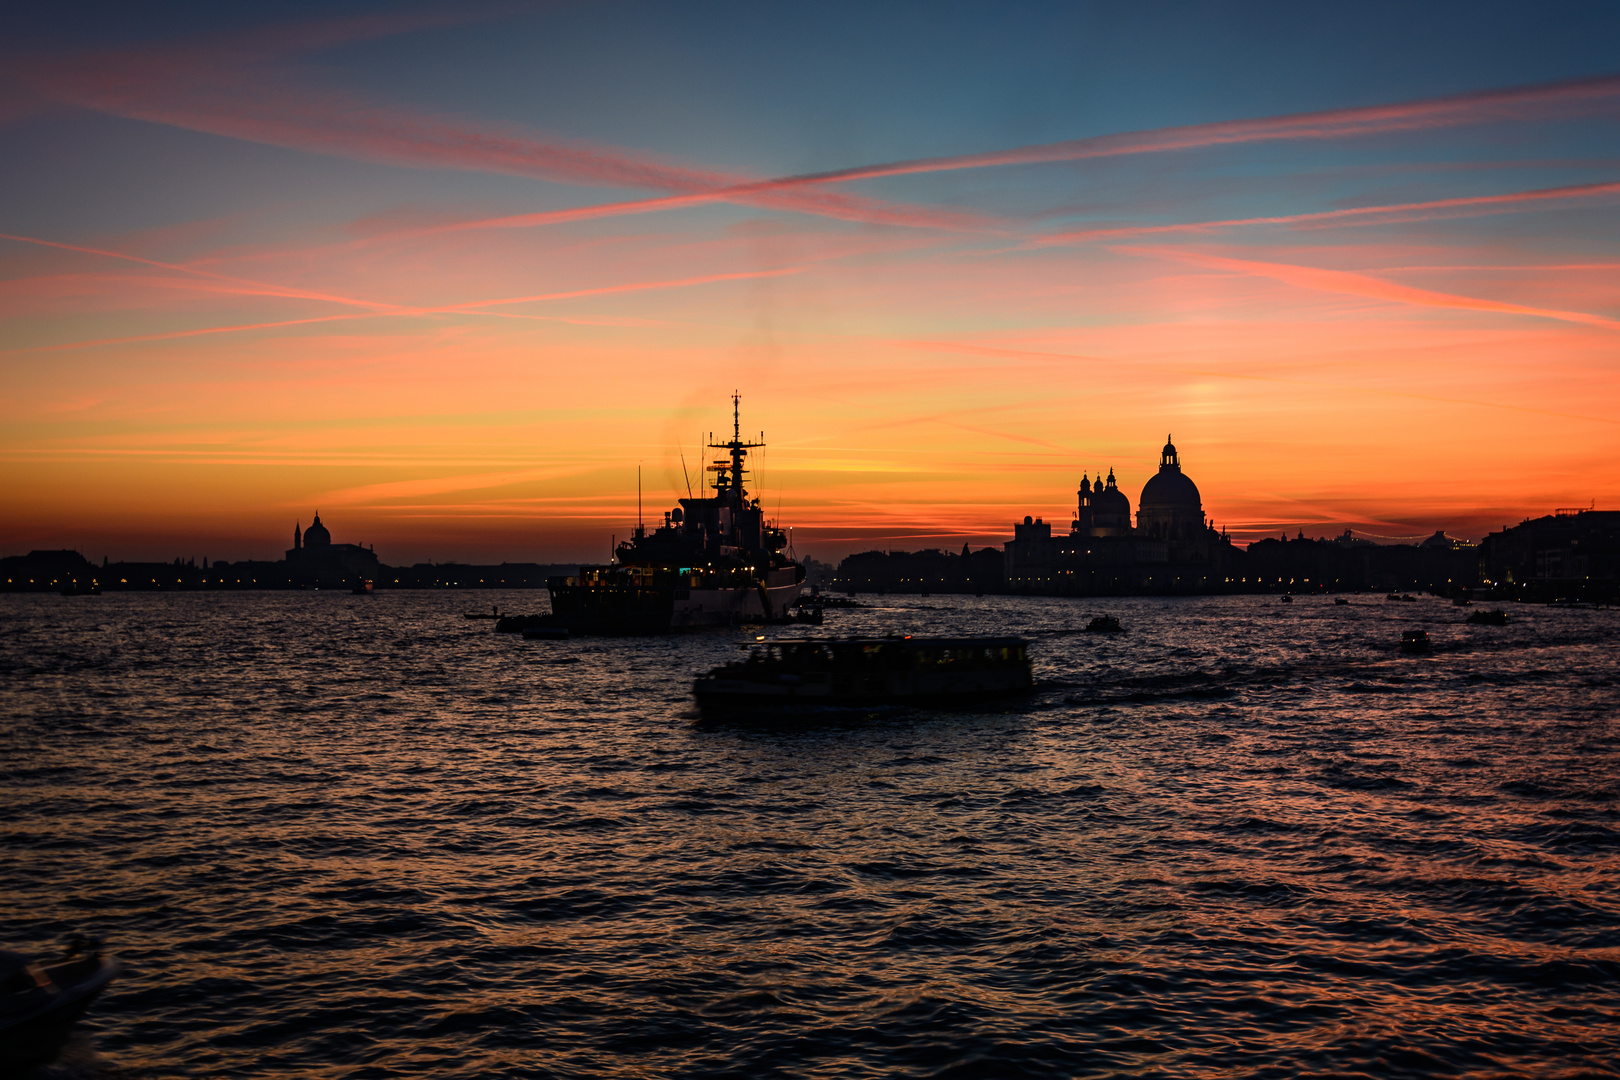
top-left (3, 2), bottom-right (1618, 563)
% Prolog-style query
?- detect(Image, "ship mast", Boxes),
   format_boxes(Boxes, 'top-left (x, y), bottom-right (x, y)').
top-left (707, 391), bottom-right (765, 539)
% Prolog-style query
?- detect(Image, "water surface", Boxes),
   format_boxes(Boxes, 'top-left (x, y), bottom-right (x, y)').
top-left (3, 592), bottom-right (1617, 1078)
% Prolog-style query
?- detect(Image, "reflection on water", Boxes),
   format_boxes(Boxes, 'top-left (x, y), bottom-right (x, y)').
top-left (2, 592), bottom-right (1617, 1078)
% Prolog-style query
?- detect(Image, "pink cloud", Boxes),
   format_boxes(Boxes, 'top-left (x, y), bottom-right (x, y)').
top-left (1127, 247), bottom-right (1620, 330)
top-left (0, 231), bottom-right (400, 310)
top-left (1030, 179), bottom-right (1620, 246)
top-left (15, 16), bottom-right (988, 234)
top-left (783, 74), bottom-right (1620, 185)
top-left (5, 265), bottom-right (809, 353)
top-left (331, 75), bottom-right (1620, 241)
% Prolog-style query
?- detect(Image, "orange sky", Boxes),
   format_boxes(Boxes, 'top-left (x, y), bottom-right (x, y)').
top-left (2, 9), bottom-right (1617, 562)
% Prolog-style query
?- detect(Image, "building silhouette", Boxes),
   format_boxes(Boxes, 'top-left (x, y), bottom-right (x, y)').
top-left (832, 545), bottom-right (1006, 594)
top-left (1480, 508), bottom-right (1619, 598)
top-left (1004, 436), bottom-right (1241, 595)
top-left (285, 512), bottom-right (381, 584)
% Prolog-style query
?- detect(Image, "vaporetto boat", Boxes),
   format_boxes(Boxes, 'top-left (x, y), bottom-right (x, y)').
top-left (693, 636), bottom-right (1033, 716)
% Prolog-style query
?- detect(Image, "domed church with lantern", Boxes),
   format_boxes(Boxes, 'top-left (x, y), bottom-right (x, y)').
top-left (1136, 436), bottom-right (1214, 554)
top-left (1005, 436), bottom-right (1239, 595)
top-left (285, 512), bottom-right (382, 584)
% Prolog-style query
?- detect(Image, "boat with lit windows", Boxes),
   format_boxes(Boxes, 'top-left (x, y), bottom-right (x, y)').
top-left (541, 395), bottom-right (804, 634)
top-left (693, 636), bottom-right (1033, 715)
top-left (1400, 629), bottom-right (1433, 654)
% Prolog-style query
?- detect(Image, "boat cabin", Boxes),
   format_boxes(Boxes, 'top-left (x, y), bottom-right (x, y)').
top-left (741, 637), bottom-right (1028, 674)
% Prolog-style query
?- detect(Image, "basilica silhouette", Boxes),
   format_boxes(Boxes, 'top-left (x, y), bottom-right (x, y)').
top-left (1005, 437), bottom-right (1240, 594)
top-left (285, 512), bottom-right (382, 583)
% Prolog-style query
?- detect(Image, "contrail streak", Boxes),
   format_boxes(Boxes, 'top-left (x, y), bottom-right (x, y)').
top-left (0, 231), bottom-right (402, 310)
top-left (332, 72), bottom-right (1620, 242)
top-left (775, 74), bottom-right (1620, 185)
top-left (1133, 248), bottom-right (1620, 330)
top-left (1028, 179), bottom-right (1620, 246)
top-left (19, 26), bottom-right (988, 234)
top-left (4, 267), bottom-right (807, 352)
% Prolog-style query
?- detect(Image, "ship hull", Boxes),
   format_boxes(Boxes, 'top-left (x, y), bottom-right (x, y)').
top-left (693, 636), bottom-right (1034, 717)
top-left (670, 573), bottom-right (802, 628)
top-left (693, 668), bottom-right (1034, 716)
top-left (546, 567), bottom-right (801, 634)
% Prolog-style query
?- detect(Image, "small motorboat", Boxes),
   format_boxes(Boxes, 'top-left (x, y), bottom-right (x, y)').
top-left (694, 636), bottom-right (1032, 716)
top-left (464, 605), bottom-right (502, 620)
top-left (1085, 615), bottom-right (1123, 633)
top-left (1, 937), bottom-right (120, 1071)
top-left (1400, 629), bottom-right (1433, 654)
top-left (1280, 594), bottom-right (1293, 603)
top-left (351, 578), bottom-right (374, 595)
top-left (1467, 609), bottom-right (1509, 626)
top-left (494, 614), bottom-right (549, 633)
top-left (1334, 597), bottom-right (1349, 606)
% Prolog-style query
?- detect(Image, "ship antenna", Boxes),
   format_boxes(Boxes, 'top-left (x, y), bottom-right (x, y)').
top-left (637, 464), bottom-right (642, 530)
top-left (679, 448), bottom-right (693, 499)
top-left (733, 390), bottom-right (740, 444)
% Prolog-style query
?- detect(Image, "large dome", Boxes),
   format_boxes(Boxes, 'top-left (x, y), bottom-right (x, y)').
top-left (303, 513), bottom-right (332, 547)
top-left (1140, 468), bottom-right (1201, 511)
top-left (1139, 437), bottom-right (1202, 512)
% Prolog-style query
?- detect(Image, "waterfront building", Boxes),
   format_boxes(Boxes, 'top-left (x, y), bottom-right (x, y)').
top-left (284, 512), bottom-right (381, 584)
top-left (1004, 437), bottom-right (1240, 595)
top-left (1480, 507), bottom-right (1619, 595)
top-left (834, 545), bottom-right (1006, 594)
top-left (1136, 438), bottom-right (1214, 559)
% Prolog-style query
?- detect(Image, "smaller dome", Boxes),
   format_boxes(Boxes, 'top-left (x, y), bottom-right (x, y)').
top-left (304, 513), bottom-right (332, 547)
top-left (1094, 485), bottom-right (1130, 516)
top-left (1093, 469), bottom-right (1131, 518)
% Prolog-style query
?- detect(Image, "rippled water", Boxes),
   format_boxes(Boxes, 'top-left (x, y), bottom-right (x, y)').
top-left (3, 592), bottom-right (1618, 1078)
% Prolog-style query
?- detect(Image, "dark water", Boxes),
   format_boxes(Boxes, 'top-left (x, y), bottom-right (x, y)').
top-left (3, 592), bottom-right (1618, 1079)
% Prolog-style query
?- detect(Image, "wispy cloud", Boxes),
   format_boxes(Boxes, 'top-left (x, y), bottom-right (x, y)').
top-left (1132, 248), bottom-right (1620, 330)
top-left (313, 74), bottom-right (1620, 242)
top-left (385, 187), bottom-right (991, 240)
top-left (316, 467), bottom-right (571, 506)
top-left (781, 74), bottom-right (1620, 185)
top-left (1028, 179), bottom-right (1620, 246)
top-left (14, 14), bottom-right (988, 234)
top-left (0, 231), bottom-right (401, 310)
top-left (27, 12), bottom-right (1615, 244)
top-left (3, 266), bottom-right (807, 352)
top-left (888, 337), bottom-right (1620, 427)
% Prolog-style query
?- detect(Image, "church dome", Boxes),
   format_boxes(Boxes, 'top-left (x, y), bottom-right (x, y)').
top-left (1140, 469), bottom-right (1201, 510)
top-left (1094, 479), bottom-right (1131, 517)
top-left (303, 513), bottom-right (332, 547)
top-left (1139, 435), bottom-right (1202, 512)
